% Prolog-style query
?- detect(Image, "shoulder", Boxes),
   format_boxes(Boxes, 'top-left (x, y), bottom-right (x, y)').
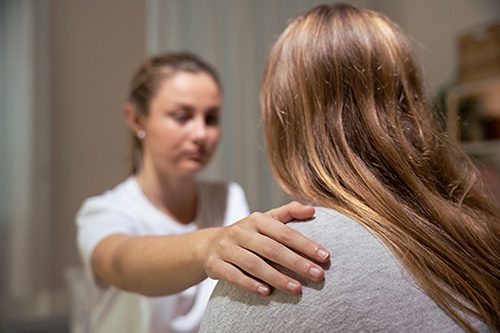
top-left (77, 177), bottom-right (139, 219)
top-left (200, 207), bottom-right (470, 333)
top-left (288, 207), bottom-right (376, 249)
top-left (75, 177), bottom-right (145, 236)
top-left (75, 178), bottom-right (144, 277)
top-left (287, 208), bottom-right (396, 274)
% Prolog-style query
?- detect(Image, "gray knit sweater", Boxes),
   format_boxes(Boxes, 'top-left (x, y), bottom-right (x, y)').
top-left (200, 207), bottom-right (487, 332)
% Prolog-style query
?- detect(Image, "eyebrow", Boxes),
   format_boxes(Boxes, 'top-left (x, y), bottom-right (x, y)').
top-left (166, 102), bottom-right (220, 112)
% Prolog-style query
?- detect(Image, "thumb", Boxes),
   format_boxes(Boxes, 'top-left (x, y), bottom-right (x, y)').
top-left (266, 201), bottom-right (315, 223)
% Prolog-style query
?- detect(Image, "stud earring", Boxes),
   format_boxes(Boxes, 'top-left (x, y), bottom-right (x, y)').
top-left (136, 130), bottom-right (146, 140)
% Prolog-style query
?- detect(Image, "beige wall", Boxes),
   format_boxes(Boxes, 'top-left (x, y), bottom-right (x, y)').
top-left (3, 0), bottom-right (499, 319)
top-left (375, 0), bottom-right (500, 94)
top-left (47, 0), bottom-right (500, 289)
top-left (49, 0), bottom-right (146, 289)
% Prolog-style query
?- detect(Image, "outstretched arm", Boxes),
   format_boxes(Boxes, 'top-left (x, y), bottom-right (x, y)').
top-left (91, 201), bottom-right (330, 296)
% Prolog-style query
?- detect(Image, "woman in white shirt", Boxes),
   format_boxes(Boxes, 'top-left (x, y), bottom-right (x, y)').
top-left (76, 52), bottom-right (330, 333)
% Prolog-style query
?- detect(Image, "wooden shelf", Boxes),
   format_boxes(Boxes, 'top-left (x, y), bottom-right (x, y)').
top-left (446, 76), bottom-right (500, 143)
top-left (462, 139), bottom-right (500, 156)
top-left (448, 77), bottom-right (500, 96)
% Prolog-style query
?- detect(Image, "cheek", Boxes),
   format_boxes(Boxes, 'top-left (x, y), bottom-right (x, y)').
top-left (159, 124), bottom-right (188, 145)
top-left (148, 132), bottom-right (182, 158)
top-left (208, 129), bottom-right (221, 148)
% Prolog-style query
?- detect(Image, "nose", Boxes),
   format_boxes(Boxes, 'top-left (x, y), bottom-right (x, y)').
top-left (192, 116), bottom-right (208, 143)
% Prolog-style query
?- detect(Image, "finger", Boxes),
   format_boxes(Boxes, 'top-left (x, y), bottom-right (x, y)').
top-left (224, 246), bottom-right (303, 295)
top-left (240, 229), bottom-right (326, 282)
top-left (266, 201), bottom-right (315, 223)
top-left (255, 212), bottom-right (330, 263)
top-left (215, 260), bottom-right (271, 296)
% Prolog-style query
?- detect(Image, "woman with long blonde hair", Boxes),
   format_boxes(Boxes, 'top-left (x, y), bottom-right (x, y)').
top-left (201, 4), bottom-right (499, 332)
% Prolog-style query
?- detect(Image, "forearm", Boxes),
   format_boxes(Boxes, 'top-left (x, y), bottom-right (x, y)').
top-left (91, 202), bottom-right (330, 298)
top-left (92, 227), bottom-right (222, 296)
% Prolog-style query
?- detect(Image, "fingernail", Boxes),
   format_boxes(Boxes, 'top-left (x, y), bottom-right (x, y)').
top-left (257, 285), bottom-right (269, 296)
top-left (309, 266), bottom-right (323, 279)
top-left (287, 281), bottom-right (301, 294)
top-left (317, 248), bottom-right (329, 260)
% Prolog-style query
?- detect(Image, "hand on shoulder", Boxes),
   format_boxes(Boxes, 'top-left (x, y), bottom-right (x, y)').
top-left (203, 201), bottom-right (330, 296)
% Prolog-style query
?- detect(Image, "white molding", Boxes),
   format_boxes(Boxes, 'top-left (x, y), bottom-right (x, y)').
top-left (1, 288), bottom-right (69, 320)
top-left (0, 0), bottom-right (52, 300)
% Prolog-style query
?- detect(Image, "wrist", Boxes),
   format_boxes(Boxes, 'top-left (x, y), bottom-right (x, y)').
top-left (194, 227), bottom-right (222, 266)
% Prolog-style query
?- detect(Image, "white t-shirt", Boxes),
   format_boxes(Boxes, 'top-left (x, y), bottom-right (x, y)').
top-left (76, 177), bottom-right (250, 333)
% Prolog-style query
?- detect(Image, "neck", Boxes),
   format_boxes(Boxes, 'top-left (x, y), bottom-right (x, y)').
top-left (135, 162), bottom-right (198, 224)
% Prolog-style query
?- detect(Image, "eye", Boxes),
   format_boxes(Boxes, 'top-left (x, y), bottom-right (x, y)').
top-left (205, 113), bottom-right (219, 126)
top-left (205, 107), bottom-right (220, 126)
top-left (169, 109), bottom-right (193, 124)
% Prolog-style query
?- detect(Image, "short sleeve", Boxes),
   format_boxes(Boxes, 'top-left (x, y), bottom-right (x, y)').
top-left (76, 197), bottom-right (139, 275)
top-left (224, 182), bottom-right (250, 227)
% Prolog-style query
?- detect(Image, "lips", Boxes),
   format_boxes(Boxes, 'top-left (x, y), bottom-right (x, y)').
top-left (185, 150), bottom-right (207, 162)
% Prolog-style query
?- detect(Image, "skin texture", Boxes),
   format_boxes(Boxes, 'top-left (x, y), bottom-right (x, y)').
top-left (140, 73), bottom-right (221, 179)
top-left (90, 72), bottom-right (331, 297)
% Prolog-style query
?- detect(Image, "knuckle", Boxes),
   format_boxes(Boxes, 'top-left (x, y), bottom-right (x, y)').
top-left (204, 256), bottom-right (218, 277)
top-left (275, 274), bottom-right (292, 290)
top-left (293, 256), bottom-right (307, 272)
top-left (279, 226), bottom-right (296, 244)
top-left (205, 257), bottom-right (220, 279)
top-left (304, 239), bottom-right (319, 253)
top-left (241, 281), bottom-right (256, 294)
top-left (262, 243), bottom-right (283, 260)
top-left (217, 237), bottom-right (231, 251)
top-left (249, 211), bottom-right (263, 222)
top-left (226, 225), bottom-right (241, 239)
top-left (247, 231), bottom-right (260, 245)
top-left (225, 269), bottom-right (240, 284)
top-left (244, 257), bottom-right (263, 273)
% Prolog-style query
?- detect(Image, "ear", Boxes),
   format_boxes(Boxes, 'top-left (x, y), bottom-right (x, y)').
top-left (122, 102), bottom-right (145, 134)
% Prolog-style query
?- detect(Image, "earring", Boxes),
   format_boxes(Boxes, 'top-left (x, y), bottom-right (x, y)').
top-left (136, 130), bottom-right (146, 140)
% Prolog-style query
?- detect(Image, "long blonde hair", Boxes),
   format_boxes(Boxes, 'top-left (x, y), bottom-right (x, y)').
top-left (261, 4), bottom-right (499, 332)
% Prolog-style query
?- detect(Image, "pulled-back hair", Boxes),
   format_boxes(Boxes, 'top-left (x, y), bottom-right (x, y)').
top-left (127, 52), bottom-right (221, 173)
top-left (261, 4), bottom-right (499, 332)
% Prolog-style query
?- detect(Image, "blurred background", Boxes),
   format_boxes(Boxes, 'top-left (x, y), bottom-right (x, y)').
top-left (0, 0), bottom-right (499, 331)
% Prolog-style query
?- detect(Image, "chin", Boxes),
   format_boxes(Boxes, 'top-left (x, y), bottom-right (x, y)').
top-left (182, 161), bottom-right (207, 174)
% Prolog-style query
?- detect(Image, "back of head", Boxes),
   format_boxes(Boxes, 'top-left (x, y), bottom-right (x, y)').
top-left (261, 3), bottom-right (499, 331)
top-left (262, 3), bottom-right (435, 201)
